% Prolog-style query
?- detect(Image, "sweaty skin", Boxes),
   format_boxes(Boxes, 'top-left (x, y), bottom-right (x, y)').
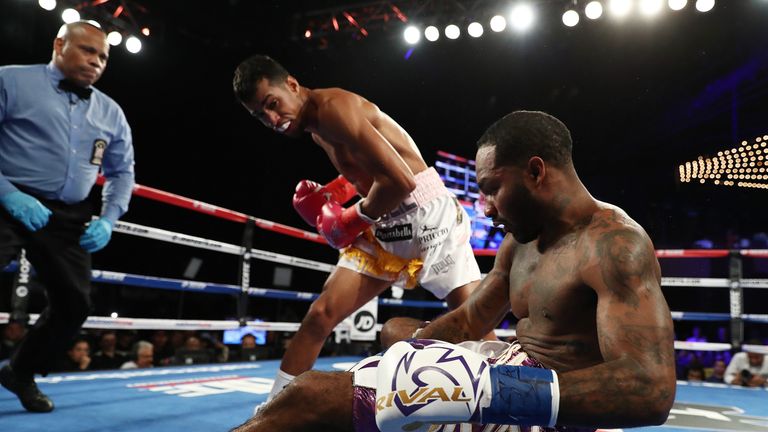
top-left (246, 82), bottom-right (427, 218)
top-left (240, 76), bottom-right (488, 389)
top-left (232, 159), bottom-right (676, 432)
top-left (404, 146), bottom-right (676, 428)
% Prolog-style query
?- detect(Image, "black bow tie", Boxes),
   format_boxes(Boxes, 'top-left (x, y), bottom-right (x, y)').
top-left (58, 79), bottom-right (92, 100)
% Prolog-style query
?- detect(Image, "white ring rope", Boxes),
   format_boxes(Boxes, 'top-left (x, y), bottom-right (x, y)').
top-left (115, 221), bottom-right (768, 289)
top-left (114, 220), bottom-right (335, 273)
top-left (1, 312), bottom-right (765, 353)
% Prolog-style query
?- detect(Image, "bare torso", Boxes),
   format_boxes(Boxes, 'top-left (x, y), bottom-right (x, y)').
top-left (305, 88), bottom-right (428, 196)
top-left (510, 203), bottom-right (645, 372)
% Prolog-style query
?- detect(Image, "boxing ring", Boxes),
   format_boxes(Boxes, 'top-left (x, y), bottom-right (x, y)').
top-left (1, 177), bottom-right (767, 431)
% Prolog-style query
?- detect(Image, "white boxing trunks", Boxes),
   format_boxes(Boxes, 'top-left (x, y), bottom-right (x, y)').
top-left (337, 167), bottom-right (481, 299)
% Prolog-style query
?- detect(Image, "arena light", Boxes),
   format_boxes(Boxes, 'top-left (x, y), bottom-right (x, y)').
top-left (695, 0), bottom-right (715, 12)
top-left (467, 22), bottom-right (484, 38)
top-left (668, 0), bottom-right (688, 10)
top-left (61, 8), bottom-right (80, 23)
top-left (489, 15), bottom-right (507, 32)
top-left (509, 3), bottom-right (535, 32)
top-left (424, 25), bottom-right (440, 42)
top-left (609, 0), bottom-right (632, 17)
top-left (38, 0), bottom-right (56, 11)
top-left (562, 10), bottom-right (580, 27)
top-left (639, 0), bottom-right (664, 15)
top-left (107, 31), bottom-right (123, 46)
top-left (110, 312), bottom-right (119, 318)
top-left (445, 24), bottom-right (460, 40)
top-left (585, 1), bottom-right (604, 19)
top-left (125, 36), bottom-right (142, 54)
top-left (403, 25), bottom-right (420, 44)
top-left (679, 134), bottom-right (768, 189)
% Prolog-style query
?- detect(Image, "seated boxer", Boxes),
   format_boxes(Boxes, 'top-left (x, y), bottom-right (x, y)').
top-left (230, 111), bottom-right (676, 432)
top-left (233, 55), bottom-right (493, 409)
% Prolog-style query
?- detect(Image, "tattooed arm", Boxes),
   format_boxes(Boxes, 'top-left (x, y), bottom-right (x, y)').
top-left (557, 223), bottom-right (676, 428)
top-left (384, 233), bottom-right (515, 344)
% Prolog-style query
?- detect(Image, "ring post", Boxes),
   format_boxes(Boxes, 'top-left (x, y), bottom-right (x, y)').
top-left (237, 218), bottom-right (256, 327)
top-left (728, 249), bottom-right (744, 351)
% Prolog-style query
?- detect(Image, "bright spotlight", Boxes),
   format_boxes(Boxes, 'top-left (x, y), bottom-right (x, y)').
top-left (424, 25), bottom-right (440, 42)
top-left (125, 36), bottom-right (142, 54)
top-left (668, 0), bottom-right (687, 10)
top-left (403, 26), bottom-right (420, 44)
top-left (467, 22), bottom-right (484, 37)
top-left (110, 312), bottom-right (118, 319)
top-left (38, 0), bottom-right (56, 11)
top-left (695, 0), bottom-right (715, 12)
top-left (490, 15), bottom-right (507, 32)
top-left (639, 0), bottom-right (664, 15)
top-left (562, 10), bottom-right (580, 27)
top-left (107, 31), bottom-right (123, 46)
top-left (445, 24), bottom-right (460, 40)
top-left (510, 4), bottom-right (535, 32)
top-left (585, 1), bottom-right (604, 19)
top-left (61, 8), bottom-right (80, 23)
top-left (609, 0), bottom-right (632, 17)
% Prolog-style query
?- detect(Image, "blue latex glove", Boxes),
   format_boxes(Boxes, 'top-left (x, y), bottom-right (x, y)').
top-left (0, 191), bottom-right (52, 231)
top-left (79, 218), bottom-right (113, 253)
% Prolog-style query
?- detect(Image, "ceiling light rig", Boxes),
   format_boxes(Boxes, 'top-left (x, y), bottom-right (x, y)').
top-left (292, 0), bottom-right (721, 51)
top-left (34, 0), bottom-right (152, 55)
top-left (678, 134), bottom-right (768, 190)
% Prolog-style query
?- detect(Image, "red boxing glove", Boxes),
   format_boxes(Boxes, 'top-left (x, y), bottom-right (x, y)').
top-left (317, 200), bottom-right (378, 249)
top-left (292, 176), bottom-right (358, 227)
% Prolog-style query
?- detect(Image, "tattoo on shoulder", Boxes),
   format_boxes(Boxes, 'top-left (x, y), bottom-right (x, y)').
top-left (595, 228), bottom-right (652, 308)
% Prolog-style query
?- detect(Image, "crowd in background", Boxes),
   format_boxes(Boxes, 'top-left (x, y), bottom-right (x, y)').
top-left (1, 321), bottom-right (766, 389)
top-left (0, 324), bottom-right (377, 373)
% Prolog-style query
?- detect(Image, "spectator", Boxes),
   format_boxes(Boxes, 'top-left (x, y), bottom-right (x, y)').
top-left (120, 341), bottom-right (153, 369)
top-left (115, 330), bottom-right (137, 355)
top-left (53, 338), bottom-right (91, 372)
top-left (173, 335), bottom-right (212, 365)
top-left (150, 330), bottom-right (174, 366)
top-left (685, 362), bottom-right (706, 382)
top-left (0, 322), bottom-right (26, 361)
top-left (241, 333), bottom-right (257, 350)
top-left (231, 334), bottom-right (272, 362)
top-left (169, 330), bottom-right (187, 352)
top-left (676, 350), bottom-right (701, 379)
top-left (706, 359), bottom-right (727, 383)
top-left (725, 343), bottom-right (768, 387)
top-left (91, 331), bottom-right (127, 370)
top-left (200, 332), bottom-right (229, 363)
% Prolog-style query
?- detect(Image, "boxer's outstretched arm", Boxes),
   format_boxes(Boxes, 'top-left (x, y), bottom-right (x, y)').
top-left (558, 222), bottom-right (676, 428)
top-left (316, 95), bottom-right (415, 218)
top-left (411, 234), bottom-right (514, 343)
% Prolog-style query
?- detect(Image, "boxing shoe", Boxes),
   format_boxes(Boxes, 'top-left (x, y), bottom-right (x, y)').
top-left (0, 365), bottom-right (54, 413)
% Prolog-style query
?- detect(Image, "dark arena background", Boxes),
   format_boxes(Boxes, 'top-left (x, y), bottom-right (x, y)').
top-left (1, 1), bottom-right (767, 431)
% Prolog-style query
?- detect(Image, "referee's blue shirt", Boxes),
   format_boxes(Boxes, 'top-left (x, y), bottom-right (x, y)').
top-left (0, 62), bottom-right (135, 223)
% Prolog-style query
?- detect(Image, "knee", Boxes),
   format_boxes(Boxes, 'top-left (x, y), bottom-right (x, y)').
top-left (380, 317), bottom-right (423, 348)
top-left (279, 371), bottom-right (350, 421)
top-left (302, 301), bottom-right (340, 336)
